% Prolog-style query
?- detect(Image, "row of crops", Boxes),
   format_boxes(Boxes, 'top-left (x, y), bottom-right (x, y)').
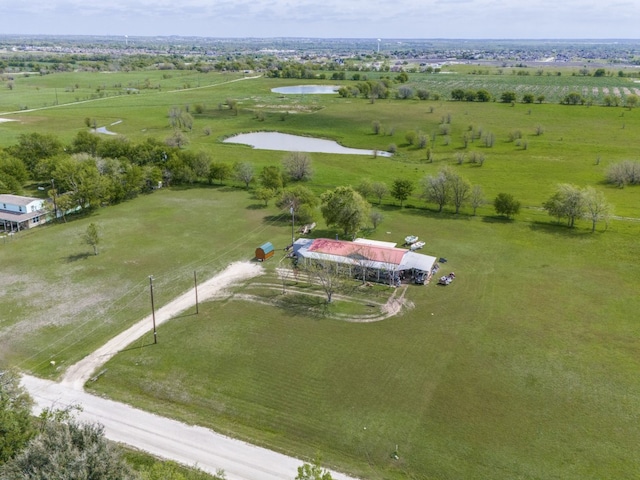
top-left (410, 73), bottom-right (640, 103)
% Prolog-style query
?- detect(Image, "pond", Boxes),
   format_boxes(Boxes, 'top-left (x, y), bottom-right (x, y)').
top-left (223, 132), bottom-right (391, 157)
top-left (271, 85), bottom-right (340, 94)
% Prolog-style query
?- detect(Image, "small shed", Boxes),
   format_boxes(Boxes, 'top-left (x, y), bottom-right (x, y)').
top-left (255, 242), bottom-right (275, 262)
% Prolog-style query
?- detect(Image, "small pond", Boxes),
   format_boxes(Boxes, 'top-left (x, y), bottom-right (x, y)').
top-left (271, 85), bottom-right (340, 94)
top-left (223, 132), bottom-right (391, 157)
top-left (94, 126), bottom-right (117, 135)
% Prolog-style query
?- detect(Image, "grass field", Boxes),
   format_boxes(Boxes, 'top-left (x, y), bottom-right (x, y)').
top-left (85, 206), bottom-right (640, 480)
top-left (0, 186), bottom-right (293, 375)
top-left (2, 69), bottom-right (640, 479)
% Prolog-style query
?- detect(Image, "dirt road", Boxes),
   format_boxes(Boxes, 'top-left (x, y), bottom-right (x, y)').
top-left (22, 375), bottom-right (357, 480)
top-left (61, 262), bottom-right (264, 389)
top-left (23, 261), bottom-right (359, 479)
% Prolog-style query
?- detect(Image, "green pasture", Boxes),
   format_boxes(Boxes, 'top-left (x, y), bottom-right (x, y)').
top-left (2, 69), bottom-right (640, 479)
top-left (2, 73), bottom-right (639, 217)
top-left (86, 205), bottom-right (640, 480)
top-left (0, 187), bottom-right (293, 375)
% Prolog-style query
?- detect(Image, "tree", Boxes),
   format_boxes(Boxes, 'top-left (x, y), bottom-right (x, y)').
top-left (83, 222), bottom-right (100, 255)
top-left (0, 154), bottom-right (29, 194)
top-left (371, 181), bottom-right (388, 205)
top-left (51, 192), bottom-right (76, 223)
top-left (370, 210), bottom-right (383, 229)
top-left (405, 130), bottom-right (417, 146)
top-left (53, 154), bottom-right (104, 210)
top-left (562, 92), bottom-right (584, 105)
top-left (296, 457), bottom-right (333, 480)
top-left (390, 179), bottom-right (413, 207)
top-left (606, 160), bottom-right (640, 187)
top-left (476, 89), bottom-right (491, 102)
top-left (301, 259), bottom-right (346, 304)
top-left (420, 171), bottom-right (449, 212)
top-left (165, 131), bottom-right (189, 148)
top-left (369, 81), bottom-right (388, 102)
top-left (451, 89), bottom-right (465, 101)
top-left (396, 86), bottom-right (414, 99)
top-left (494, 193), bottom-right (521, 218)
top-left (283, 152), bottom-right (313, 182)
top-left (254, 187), bottom-right (276, 206)
top-left (0, 369), bottom-right (35, 465)
top-left (582, 187), bottom-right (612, 232)
top-left (7, 132), bottom-right (63, 174)
top-left (320, 186), bottom-right (370, 238)
top-left (500, 91), bottom-right (517, 103)
top-left (355, 178), bottom-right (373, 200)
top-left (543, 184), bottom-right (584, 228)
top-left (258, 165), bottom-right (286, 191)
top-left (420, 166), bottom-right (468, 213)
top-left (70, 130), bottom-right (101, 156)
top-left (522, 93), bottom-right (535, 104)
top-left (464, 90), bottom-right (476, 102)
top-left (208, 161), bottom-right (232, 185)
top-left (226, 98), bottom-right (238, 115)
top-left (276, 185), bottom-right (319, 224)
top-left (1, 414), bottom-right (136, 480)
top-left (447, 170), bottom-right (472, 214)
top-left (469, 185), bottom-right (485, 215)
top-left (233, 161), bottom-right (254, 189)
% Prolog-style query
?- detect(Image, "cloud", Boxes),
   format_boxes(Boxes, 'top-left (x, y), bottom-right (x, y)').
top-left (1, 0), bottom-right (639, 37)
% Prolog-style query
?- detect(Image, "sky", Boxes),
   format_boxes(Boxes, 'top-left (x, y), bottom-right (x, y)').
top-left (0, 0), bottom-right (639, 40)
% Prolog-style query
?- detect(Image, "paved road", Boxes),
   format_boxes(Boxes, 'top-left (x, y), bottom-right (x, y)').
top-left (22, 375), bottom-right (357, 480)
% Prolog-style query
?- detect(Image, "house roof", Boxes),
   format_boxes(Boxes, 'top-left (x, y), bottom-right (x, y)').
top-left (0, 194), bottom-right (43, 206)
top-left (0, 210), bottom-right (45, 223)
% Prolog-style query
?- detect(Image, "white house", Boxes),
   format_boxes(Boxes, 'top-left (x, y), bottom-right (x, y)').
top-left (0, 194), bottom-right (49, 232)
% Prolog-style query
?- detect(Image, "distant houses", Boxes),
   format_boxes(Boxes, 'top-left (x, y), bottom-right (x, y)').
top-left (0, 194), bottom-right (49, 232)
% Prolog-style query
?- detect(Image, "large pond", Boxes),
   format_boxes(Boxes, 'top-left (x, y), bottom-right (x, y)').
top-left (271, 85), bottom-right (340, 94)
top-left (223, 132), bottom-right (391, 157)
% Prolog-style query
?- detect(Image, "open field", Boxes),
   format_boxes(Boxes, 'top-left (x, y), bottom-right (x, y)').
top-left (2, 69), bottom-right (640, 479)
top-left (2, 72), bottom-right (640, 217)
top-left (0, 187), bottom-right (292, 375)
top-left (86, 207), bottom-right (640, 480)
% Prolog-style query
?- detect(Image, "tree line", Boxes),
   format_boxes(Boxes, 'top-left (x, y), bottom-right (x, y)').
top-left (0, 130), bottom-right (619, 234)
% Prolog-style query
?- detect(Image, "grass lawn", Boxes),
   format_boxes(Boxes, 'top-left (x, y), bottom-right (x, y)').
top-left (0, 186), bottom-right (292, 376)
top-left (87, 208), bottom-right (640, 480)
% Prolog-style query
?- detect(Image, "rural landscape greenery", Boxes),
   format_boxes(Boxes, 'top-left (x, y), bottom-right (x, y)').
top-left (1, 36), bottom-right (640, 479)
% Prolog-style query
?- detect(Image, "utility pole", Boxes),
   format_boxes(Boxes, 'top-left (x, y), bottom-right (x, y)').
top-left (290, 205), bottom-right (295, 246)
top-left (194, 270), bottom-right (199, 314)
top-left (149, 276), bottom-right (157, 344)
top-left (51, 178), bottom-right (58, 219)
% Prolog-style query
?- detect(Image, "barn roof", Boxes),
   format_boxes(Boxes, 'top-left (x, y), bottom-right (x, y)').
top-left (297, 238), bottom-right (437, 273)
top-left (308, 238), bottom-right (405, 264)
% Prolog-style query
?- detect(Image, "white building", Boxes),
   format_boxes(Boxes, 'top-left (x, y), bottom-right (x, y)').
top-left (293, 238), bottom-right (438, 285)
top-left (0, 194), bottom-right (49, 232)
